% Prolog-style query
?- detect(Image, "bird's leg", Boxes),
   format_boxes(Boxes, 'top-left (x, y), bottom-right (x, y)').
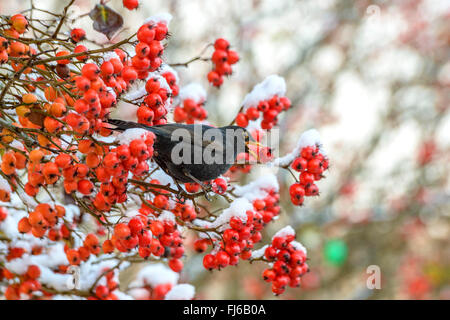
top-left (173, 179), bottom-right (186, 203)
top-left (182, 169), bottom-right (212, 201)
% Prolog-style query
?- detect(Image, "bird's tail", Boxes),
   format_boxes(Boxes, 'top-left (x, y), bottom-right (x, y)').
top-left (107, 118), bottom-right (148, 132)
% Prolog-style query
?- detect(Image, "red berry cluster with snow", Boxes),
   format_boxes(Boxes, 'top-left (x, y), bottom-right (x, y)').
top-left (236, 75), bottom-right (291, 130)
top-left (0, 7), bottom-right (330, 300)
top-left (185, 177), bottom-right (228, 195)
top-left (201, 208), bottom-right (264, 270)
top-left (273, 129), bottom-right (329, 206)
top-left (207, 38), bottom-right (239, 87)
top-left (261, 226), bottom-right (308, 295)
top-left (128, 264), bottom-right (195, 300)
top-left (193, 176), bottom-right (283, 271)
top-left (94, 129), bottom-right (155, 211)
top-left (173, 83), bottom-right (208, 123)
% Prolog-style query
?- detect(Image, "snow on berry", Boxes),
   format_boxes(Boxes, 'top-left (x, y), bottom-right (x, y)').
top-left (272, 225), bottom-right (296, 240)
top-left (235, 75), bottom-right (291, 130)
top-left (0, 5), bottom-right (333, 300)
top-left (127, 262), bottom-right (191, 299)
top-left (242, 75), bottom-right (286, 111)
top-left (262, 226), bottom-right (308, 295)
top-left (0, 174), bottom-right (12, 193)
top-left (209, 197), bottom-right (251, 231)
top-left (233, 174), bottom-right (279, 201)
top-left (143, 13), bottom-right (173, 26)
top-left (164, 283), bottom-right (195, 300)
top-left (130, 263), bottom-right (179, 288)
top-left (160, 64), bottom-right (180, 97)
top-left (178, 83), bottom-right (207, 102)
top-left (271, 129), bottom-right (325, 167)
top-left (116, 128), bottom-right (152, 145)
top-left (174, 83), bottom-right (208, 123)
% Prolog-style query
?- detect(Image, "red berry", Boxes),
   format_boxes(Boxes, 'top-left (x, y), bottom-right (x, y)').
top-left (26, 265), bottom-right (41, 279)
top-left (168, 258), bottom-right (183, 272)
top-left (214, 38), bottom-right (230, 51)
top-left (203, 254), bottom-right (216, 270)
top-left (262, 268), bottom-right (276, 282)
top-left (114, 223), bottom-right (131, 239)
top-left (70, 28), bottom-right (86, 43)
top-left (81, 63), bottom-right (100, 80)
top-left (235, 113), bottom-right (248, 127)
top-left (123, 0), bottom-right (139, 10)
top-left (246, 107), bottom-right (259, 121)
top-left (227, 50), bottom-right (239, 64)
top-left (291, 157), bottom-right (307, 172)
top-left (215, 251), bottom-right (230, 268)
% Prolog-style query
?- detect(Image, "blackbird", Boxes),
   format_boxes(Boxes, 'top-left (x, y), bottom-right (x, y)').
top-left (108, 119), bottom-right (260, 184)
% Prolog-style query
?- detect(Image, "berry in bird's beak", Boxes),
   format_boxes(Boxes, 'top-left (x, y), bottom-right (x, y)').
top-left (245, 138), bottom-right (268, 163)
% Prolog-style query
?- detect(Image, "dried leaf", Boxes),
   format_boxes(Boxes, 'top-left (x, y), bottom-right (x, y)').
top-left (27, 111), bottom-right (45, 127)
top-left (89, 4), bottom-right (124, 40)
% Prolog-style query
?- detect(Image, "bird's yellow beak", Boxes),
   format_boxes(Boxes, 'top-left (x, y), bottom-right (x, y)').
top-left (245, 140), bottom-right (268, 163)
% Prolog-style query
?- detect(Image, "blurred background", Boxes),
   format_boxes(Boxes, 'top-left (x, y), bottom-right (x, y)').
top-left (1, 0), bottom-right (449, 299)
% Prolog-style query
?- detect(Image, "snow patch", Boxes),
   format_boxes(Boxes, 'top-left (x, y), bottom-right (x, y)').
top-left (102, 51), bottom-right (121, 62)
top-left (251, 245), bottom-right (268, 259)
top-left (242, 75), bottom-right (286, 110)
top-left (272, 225), bottom-right (296, 240)
top-left (291, 240), bottom-right (307, 254)
top-left (165, 284), bottom-right (195, 300)
top-left (271, 129), bottom-right (324, 167)
top-left (158, 211), bottom-right (176, 223)
top-left (210, 198), bottom-right (252, 231)
top-left (179, 83), bottom-right (207, 103)
top-left (233, 174), bottom-right (279, 201)
top-left (0, 175), bottom-right (11, 192)
top-left (116, 128), bottom-right (149, 145)
top-left (130, 263), bottom-right (179, 288)
top-left (144, 13), bottom-right (173, 26)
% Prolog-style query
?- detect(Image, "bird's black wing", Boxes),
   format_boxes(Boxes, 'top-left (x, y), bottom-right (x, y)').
top-left (150, 123), bottom-right (224, 152)
top-left (107, 119), bottom-right (156, 132)
top-left (108, 119), bottom-right (224, 153)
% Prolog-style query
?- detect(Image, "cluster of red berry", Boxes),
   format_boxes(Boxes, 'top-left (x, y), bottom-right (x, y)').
top-left (17, 203), bottom-right (66, 239)
top-left (207, 38), bottom-right (239, 87)
top-left (197, 188), bottom-right (280, 271)
top-left (184, 177), bottom-right (228, 195)
top-left (289, 144), bottom-right (329, 206)
top-left (131, 280), bottom-right (175, 300)
top-left (106, 215), bottom-right (184, 273)
top-left (162, 69), bottom-right (179, 97)
top-left (236, 95), bottom-right (291, 130)
top-left (65, 232), bottom-right (101, 265)
top-left (252, 189), bottom-right (281, 224)
top-left (173, 97), bottom-right (207, 124)
top-left (0, 14), bottom-right (28, 64)
top-left (134, 21), bottom-right (168, 77)
top-left (172, 202), bottom-right (197, 221)
top-left (263, 231), bottom-right (308, 295)
top-left (2, 264), bottom-right (42, 300)
top-left (90, 268), bottom-right (119, 300)
top-left (93, 133), bottom-right (155, 211)
top-left (136, 75), bottom-right (172, 125)
top-left (200, 214), bottom-right (256, 270)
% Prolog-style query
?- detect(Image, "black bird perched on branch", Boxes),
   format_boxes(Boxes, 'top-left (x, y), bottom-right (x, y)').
top-left (108, 119), bottom-right (261, 185)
